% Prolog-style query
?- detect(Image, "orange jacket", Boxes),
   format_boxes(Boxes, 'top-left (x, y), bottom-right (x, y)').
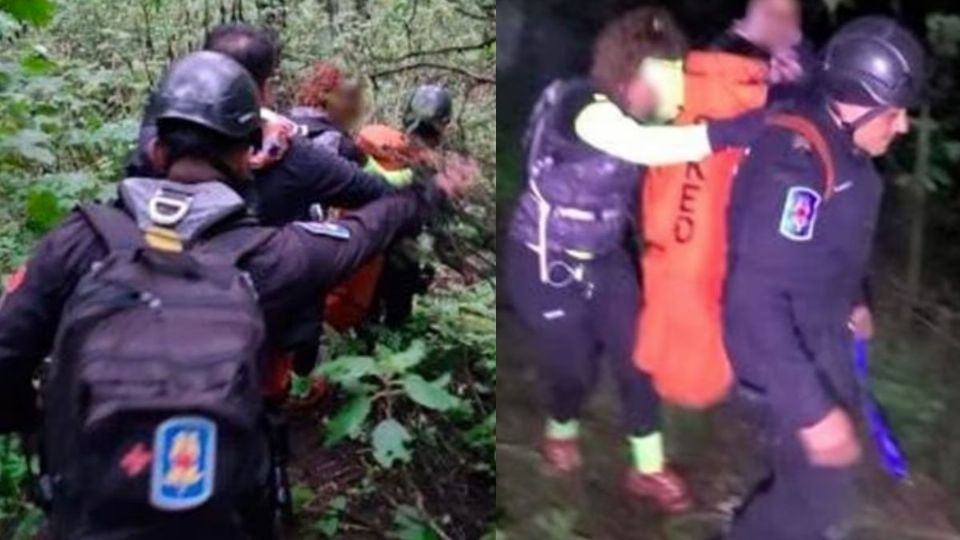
top-left (635, 51), bottom-right (769, 408)
top-left (325, 125), bottom-right (419, 331)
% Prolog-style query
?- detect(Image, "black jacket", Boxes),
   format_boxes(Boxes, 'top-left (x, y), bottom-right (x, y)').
top-left (723, 98), bottom-right (882, 428)
top-left (287, 106), bottom-right (367, 166)
top-left (509, 79), bottom-right (641, 257)
top-left (0, 181), bottom-right (440, 434)
top-left (126, 123), bottom-right (393, 225)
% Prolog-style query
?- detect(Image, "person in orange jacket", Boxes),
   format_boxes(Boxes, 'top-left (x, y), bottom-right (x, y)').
top-left (324, 84), bottom-right (457, 331)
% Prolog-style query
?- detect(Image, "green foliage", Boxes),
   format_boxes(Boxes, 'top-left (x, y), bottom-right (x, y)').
top-left (0, 436), bottom-right (41, 539)
top-left (0, 0), bottom-right (55, 27)
top-left (317, 338), bottom-right (465, 462)
top-left (401, 374), bottom-right (462, 412)
top-left (391, 505), bottom-right (442, 540)
top-left (311, 495), bottom-right (347, 538)
top-left (0, 0), bottom-right (495, 535)
top-left (324, 393), bottom-right (374, 447)
top-left (372, 418), bottom-right (413, 468)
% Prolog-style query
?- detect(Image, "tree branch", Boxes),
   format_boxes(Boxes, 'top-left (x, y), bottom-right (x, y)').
top-left (370, 62), bottom-right (494, 85)
top-left (446, 0), bottom-right (494, 21)
top-left (378, 36), bottom-right (495, 64)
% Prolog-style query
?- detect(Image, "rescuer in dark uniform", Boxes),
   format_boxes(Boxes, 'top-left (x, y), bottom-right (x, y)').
top-left (125, 23), bottom-right (405, 378)
top-left (370, 85), bottom-right (454, 328)
top-left (0, 50), bottom-right (468, 539)
top-left (506, 7), bottom-right (766, 512)
top-left (127, 23), bottom-right (393, 226)
top-left (722, 17), bottom-right (926, 539)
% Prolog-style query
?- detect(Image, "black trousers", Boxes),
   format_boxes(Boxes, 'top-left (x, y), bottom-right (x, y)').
top-left (725, 386), bottom-right (856, 540)
top-left (505, 240), bottom-right (660, 435)
top-left (724, 272), bottom-right (857, 539)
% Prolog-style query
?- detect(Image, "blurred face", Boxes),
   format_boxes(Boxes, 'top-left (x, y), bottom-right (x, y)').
top-left (622, 75), bottom-right (658, 119)
top-left (835, 103), bottom-right (911, 156)
top-left (745, 0), bottom-right (802, 51)
top-left (327, 81), bottom-right (365, 130)
top-left (621, 58), bottom-right (684, 121)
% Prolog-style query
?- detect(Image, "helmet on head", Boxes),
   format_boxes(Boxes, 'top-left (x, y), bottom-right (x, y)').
top-left (153, 51), bottom-right (261, 139)
top-left (402, 84), bottom-right (453, 135)
top-left (822, 16), bottom-right (926, 109)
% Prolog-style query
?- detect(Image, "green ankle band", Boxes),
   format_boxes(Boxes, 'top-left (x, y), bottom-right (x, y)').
top-left (629, 431), bottom-right (665, 474)
top-left (546, 418), bottom-right (580, 440)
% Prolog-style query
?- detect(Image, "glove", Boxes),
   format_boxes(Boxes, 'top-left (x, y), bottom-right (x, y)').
top-left (707, 108), bottom-right (767, 151)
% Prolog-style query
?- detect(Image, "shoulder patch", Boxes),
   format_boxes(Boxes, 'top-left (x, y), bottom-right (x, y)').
top-left (150, 416), bottom-right (216, 511)
top-left (295, 221), bottom-right (352, 240)
top-left (779, 186), bottom-right (821, 242)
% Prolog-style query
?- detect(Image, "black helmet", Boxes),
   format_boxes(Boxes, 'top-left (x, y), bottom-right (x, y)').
top-left (822, 16), bottom-right (926, 109)
top-left (153, 51), bottom-right (261, 139)
top-left (402, 84), bottom-right (453, 134)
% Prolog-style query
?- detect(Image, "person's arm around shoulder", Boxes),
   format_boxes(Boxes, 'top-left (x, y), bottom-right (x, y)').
top-left (278, 156), bottom-right (475, 294)
top-left (573, 99), bottom-right (767, 166)
top-left (0, 213), bottom-right (101, 432)
top-left (290, 138), bottom-right (397, 209)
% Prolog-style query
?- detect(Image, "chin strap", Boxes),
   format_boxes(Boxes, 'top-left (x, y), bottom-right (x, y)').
top-left (830, 102), bottom-right (891, 132)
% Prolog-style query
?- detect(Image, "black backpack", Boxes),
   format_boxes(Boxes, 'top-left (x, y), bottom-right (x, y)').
top-left (41, 204), bottom-right (275, 536)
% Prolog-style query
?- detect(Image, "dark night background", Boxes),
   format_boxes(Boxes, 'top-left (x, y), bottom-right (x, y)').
top-left (496, 0), bottom-right (960, 538)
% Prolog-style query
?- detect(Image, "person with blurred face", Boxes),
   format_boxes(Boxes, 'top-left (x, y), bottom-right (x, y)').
top-left (720, 17), bottom-right (925, 539)
top-left (125, 25), bottom-right (402, 386)
top-left (712, 0), bottom-right (816, 102)
top-left (289, 62), bottom-right (368, 165)
top-left (506, 6), bottom-right (768, 513)
top-left (739, 0), bottom-right (803, 52)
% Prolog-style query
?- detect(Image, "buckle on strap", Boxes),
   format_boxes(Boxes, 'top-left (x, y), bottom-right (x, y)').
top-left (148, 190), bottom-right (193, 227)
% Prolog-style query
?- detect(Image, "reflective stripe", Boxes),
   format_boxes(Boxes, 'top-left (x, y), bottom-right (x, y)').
top-left (555, 207), bottom-right (595, 221)
top-left (554, 206), bottom-right (623, 222)
top-left (574, 100), bottom-right (712, 166)
top-left (565, 250), bottom-right (595, 260)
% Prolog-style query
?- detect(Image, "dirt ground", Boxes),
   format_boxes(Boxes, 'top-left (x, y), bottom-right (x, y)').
top-left (496, 299), bottom-right (960, 540)
top-left (286, 396), bottom-right (494, 540)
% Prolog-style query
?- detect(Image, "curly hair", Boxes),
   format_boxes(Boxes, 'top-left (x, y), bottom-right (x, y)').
top-left (294, 61), bottom-right (362, 109)
top-left (590, 7), bottom-right (688, 103)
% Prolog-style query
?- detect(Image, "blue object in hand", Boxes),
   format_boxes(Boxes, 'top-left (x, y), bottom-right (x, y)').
top-left (853, 338), bottom-right (909, 480)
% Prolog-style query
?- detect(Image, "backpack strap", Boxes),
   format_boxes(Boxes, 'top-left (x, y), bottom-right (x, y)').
top-left (766, 113), bottom-right (837, 201)
top-left (195, 224), bottom-right (276, 267)
top-left (77, 205), bottom-right (145, 252)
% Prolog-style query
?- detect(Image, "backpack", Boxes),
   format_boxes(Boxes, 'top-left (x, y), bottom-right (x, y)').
top-left (635, 51), bottom-right (836, 409)
top-left (41, 203), bottom-right (275, 534)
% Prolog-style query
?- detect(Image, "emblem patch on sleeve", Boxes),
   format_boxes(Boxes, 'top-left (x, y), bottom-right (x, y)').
top-left (150, 416), bottom-right (216, 511)
top-left (778, 186), bottom-right (821, 242)
top-left (295, 221), bottom-right (352, 240)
